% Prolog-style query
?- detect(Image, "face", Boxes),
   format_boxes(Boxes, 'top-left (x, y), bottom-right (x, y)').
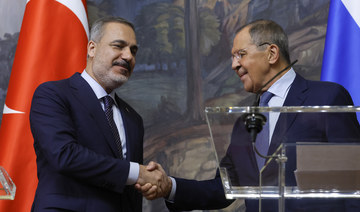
top-left (87, 22), bottom-right (138, 93)
top-left (231, 27), bottom-right (271, 93)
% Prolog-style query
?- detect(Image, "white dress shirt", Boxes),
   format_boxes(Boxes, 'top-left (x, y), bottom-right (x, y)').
top-left (266, 68), bottom-right (296, 144)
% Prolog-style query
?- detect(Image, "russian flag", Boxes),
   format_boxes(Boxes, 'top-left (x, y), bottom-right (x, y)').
top-left (321, 0), bottom-right (360, 109)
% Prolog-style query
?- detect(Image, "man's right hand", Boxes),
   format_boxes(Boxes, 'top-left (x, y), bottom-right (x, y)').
top-left (135, 161), bottom-right (172, 200)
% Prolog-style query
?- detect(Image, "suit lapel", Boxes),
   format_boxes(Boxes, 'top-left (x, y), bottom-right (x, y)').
top-left (114, 94), bottom-right (134, 161)
top-left (69, 73), bottom-right (121, 158)
top-left (268, 74), bottom-right (309, 154)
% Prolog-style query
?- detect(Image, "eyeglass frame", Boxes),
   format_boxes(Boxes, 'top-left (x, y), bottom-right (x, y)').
top-left (232, 42), bottom-right (272, 61)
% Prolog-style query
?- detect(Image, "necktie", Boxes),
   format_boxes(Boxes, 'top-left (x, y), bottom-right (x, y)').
top-left (255, 91), bottom-right (273, 170)
top-left (102, 95), bottom-right (123, 159)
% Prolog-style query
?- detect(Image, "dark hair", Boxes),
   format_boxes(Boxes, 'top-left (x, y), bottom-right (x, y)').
top-left (89, 16), bottom-right (135, 42)
top-left (237, 19), bottom-right (290, 64)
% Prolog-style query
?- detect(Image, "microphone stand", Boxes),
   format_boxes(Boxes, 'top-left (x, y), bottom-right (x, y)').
top-left (241, 60), bottom-right (297, 212)
top-left (242, 60), bottom-right (298, 160)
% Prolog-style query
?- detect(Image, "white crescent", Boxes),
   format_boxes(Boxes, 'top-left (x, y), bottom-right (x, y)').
top-left (26, 0), bottom-right (89, 38)
top-left (3, 104), bottom-right (25, 114)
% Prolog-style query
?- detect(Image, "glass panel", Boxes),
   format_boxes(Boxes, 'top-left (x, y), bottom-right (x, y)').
top-left (0, 166), bottom-right (16, 200)
top-left (205, 106), bottom-right (360, 201)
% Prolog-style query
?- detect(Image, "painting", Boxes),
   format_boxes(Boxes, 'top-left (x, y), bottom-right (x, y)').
top-left (0, 0), bottom-right (331, 211)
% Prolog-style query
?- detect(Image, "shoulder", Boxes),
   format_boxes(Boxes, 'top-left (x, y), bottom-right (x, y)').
top-left (294, 73), bottom-right (346, 91)
top-left (31, 74), bottom-right (82, 110)
top-left (35, 73), bottom-right (77, 89)
top-left (34, 73), bottom-right (80, 95)
top-left (306, 78), bottom-right (350, 98)
top-left (294, 74), bottom-right (354, 105)
top-left (307, 78), bottom-right (346, 91)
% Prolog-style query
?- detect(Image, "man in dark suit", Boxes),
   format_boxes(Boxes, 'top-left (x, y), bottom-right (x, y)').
top-left (137, 19), bottom-right (360, 211)
top-left (29, 17), bottom-right (170, 212)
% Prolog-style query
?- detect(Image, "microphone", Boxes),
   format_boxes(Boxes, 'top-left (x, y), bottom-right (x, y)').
top-left (242, 60), bottom-right (298, 158)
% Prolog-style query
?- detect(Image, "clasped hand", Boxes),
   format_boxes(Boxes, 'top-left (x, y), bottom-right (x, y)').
top-left (135, 161), bottom-right (172, 200)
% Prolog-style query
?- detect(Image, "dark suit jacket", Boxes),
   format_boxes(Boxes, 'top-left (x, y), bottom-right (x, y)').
top-left (30, 73), bottom-right (144, 212)
top-left (167, 73), bottom-right (360, 212)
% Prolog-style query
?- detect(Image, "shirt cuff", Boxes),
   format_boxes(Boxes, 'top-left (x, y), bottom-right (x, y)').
top-left (166, 177), bottom-right (177, 202)
top-left (126, 162), bottom-right (139, 185)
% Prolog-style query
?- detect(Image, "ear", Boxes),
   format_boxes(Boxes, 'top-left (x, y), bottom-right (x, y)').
top-left (87, 40), bottom-right (96, 58)
top-left (268, 44), bottom-right (280, 64)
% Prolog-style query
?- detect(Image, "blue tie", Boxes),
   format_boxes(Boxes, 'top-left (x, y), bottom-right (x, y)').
top-left (103, 95), bottom-right (123, 159)
top-left (255, 91), bottom-right (273, 170)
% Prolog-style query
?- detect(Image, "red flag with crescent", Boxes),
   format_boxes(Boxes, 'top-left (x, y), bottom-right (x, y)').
top-left (0, 0), bottom-right (88, 211)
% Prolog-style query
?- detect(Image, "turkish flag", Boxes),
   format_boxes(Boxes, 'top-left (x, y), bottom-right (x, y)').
top-left (0, 0), bottom-right (88, 211)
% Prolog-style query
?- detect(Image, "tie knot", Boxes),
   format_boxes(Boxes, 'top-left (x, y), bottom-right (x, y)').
top-left (259, 91), bottom-right (273, 106)
top-left (102, 95), bottom-right (115, 110)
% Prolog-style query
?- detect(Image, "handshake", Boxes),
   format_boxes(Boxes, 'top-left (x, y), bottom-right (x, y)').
top-left (135, 161), bottom-right (172, 200)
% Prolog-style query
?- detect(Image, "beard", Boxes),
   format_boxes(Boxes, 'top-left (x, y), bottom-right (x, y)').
top-left (92, 66), bottom-right (131, 92)
top-left (90, 56), bottom-right (134, 92)
top-left (108, 71), bottom-right (129, 86)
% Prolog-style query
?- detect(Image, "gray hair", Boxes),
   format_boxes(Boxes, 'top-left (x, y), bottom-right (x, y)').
top-left (89, 16), bottom-right (135, 42)
top-left (238, 19), bottom-right (290, 64)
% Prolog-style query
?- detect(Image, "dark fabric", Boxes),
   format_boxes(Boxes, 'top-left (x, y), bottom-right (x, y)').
top-left (103, 95), bottom-right (124, 159)
top-left (166, 73), bottom-right (360, 212)
top-left (30, 73), bottom-right (144, 212)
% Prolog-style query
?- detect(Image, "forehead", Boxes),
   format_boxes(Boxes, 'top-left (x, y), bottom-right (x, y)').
top-left (101, 22), bottom-right (137, 45)
top-left (232, 27), bottom-right (252, 51)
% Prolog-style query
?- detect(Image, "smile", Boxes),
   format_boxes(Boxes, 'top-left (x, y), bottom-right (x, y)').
top-left (237, 69), bottom-right (248, 78)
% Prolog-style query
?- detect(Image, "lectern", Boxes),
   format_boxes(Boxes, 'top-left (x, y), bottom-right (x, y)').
top-left (0, 166), bottom-right (16, 200)
top-left (205, 106), bottom-right (360, 212)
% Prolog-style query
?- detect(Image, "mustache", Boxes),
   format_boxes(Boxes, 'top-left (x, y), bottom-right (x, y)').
top-left (112, 60), bottom-right (130, 71)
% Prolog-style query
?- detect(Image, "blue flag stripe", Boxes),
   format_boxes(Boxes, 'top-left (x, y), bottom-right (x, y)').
top-left (321, 0), bottom-right (360, 108)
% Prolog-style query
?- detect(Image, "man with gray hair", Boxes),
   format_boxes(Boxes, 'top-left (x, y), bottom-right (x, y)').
top-left (30, 16), bottom-right (170, 212)
top-left (137, 19), bottom-right (360, 212)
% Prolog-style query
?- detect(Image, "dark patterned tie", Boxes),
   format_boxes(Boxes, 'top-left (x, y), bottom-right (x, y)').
top-left (255, 91), bottom-right (274, 170)
top-left (102, 95), bottom-right (123, 159)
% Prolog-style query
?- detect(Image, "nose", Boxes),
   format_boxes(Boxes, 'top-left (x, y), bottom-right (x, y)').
top-left (121, 46), bottom-right (133, 61)
top-left (231, 56), bottom-right (240, 71)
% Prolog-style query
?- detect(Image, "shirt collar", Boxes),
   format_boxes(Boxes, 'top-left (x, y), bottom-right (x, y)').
top-left (81, 70), bottom-right (117, 103)
top-left (267, 67), bottom-right (296, 99)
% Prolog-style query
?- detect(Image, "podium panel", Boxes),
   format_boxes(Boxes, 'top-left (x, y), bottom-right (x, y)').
top-left (205, 106), bottom-right (360, 211)
top-left (0, 166), bottom-right (16, 200)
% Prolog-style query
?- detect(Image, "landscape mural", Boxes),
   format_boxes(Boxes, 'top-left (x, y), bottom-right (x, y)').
top-left (1, 0), bottom-right (331, 211)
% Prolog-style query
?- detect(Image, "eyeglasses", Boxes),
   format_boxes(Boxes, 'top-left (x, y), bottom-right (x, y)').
top-left (232, 42), bottom-right (272, 60)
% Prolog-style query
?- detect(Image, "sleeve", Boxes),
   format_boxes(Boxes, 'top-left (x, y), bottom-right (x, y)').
top-left (165, 176), bottom-right (234, 211)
